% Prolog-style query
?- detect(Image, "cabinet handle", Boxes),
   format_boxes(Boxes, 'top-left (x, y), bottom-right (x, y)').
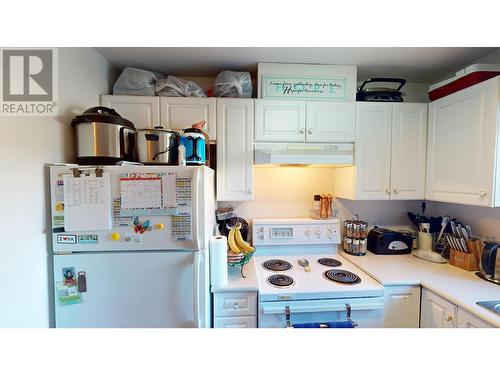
top-left (299, 128), bottom-right (305, 134)
top-left (308, 129), bottom-right (313, 135)
top-left (444, 314), bottom-right (453, 322)
top-left (246, 188), bottom-right (252, 193)
top-left (233, 303), bottom-right (240, 310)
top-left (385, 188), bottom-right (391, 194)
top-left (393, 188), bottom-right (399, 194)
top-left (479, 190), bottom-right (487, 199)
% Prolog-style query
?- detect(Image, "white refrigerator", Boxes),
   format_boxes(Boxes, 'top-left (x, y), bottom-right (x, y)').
top-left (49, 165), bottom-right (215, 328)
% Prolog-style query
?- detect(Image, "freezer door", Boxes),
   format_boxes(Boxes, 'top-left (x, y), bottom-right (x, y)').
top-left (49, 165), bottom-right (215, 252)
top-left (53, 251), bottom-right (206, 328)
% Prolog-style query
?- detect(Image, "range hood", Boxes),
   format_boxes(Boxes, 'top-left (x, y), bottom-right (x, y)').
top-left (254, 143), bottom-right (354, 165)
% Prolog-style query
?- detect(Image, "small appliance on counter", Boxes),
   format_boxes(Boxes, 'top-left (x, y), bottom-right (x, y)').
top-left (367, 227), bottom-right (413, 255)
top-left (342, 215), bottom-right (368, 256)
top-left (135, 126), bottom-right (180, 165)
top-left (72, 106), bottom-right (136, 165)
top-left (356, 78), bottom-right (406, 102)
top-left (180, 128), bottom-right (206, 165)
top-left (476, 242), bottom-right (500, 285)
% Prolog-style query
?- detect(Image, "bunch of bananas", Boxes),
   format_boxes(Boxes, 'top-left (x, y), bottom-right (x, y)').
top-left (227, 225), bottom-right (255, 255)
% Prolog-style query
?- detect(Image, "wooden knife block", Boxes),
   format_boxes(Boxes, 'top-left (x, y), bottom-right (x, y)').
top-left (449, 239), bottom-right (482, 271)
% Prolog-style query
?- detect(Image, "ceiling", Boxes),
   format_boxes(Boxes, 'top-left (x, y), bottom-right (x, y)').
top-left (96, 47), bottom-right (498, 83)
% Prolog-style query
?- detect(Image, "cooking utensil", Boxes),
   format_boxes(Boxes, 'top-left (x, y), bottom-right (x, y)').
top-left (437, 216), bottom-right (450, 243)
top-left (450, 221), bottom-right (457, 236)
top-left (466, 225), bottom-right (473, 238)
top-left (136, 126), bottom-right (180, 164)
top-left (298, 259), bottom-right (311, 272)
top-left (72, 106), bottom-right (136, 164)
top-left (420, 223), bottom-right (430, 233)
top-left (460, 226), bottom-right (469, 240)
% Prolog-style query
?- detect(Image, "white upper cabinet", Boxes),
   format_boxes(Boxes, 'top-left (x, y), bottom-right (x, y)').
top-left (100, 95), bottom-right (160, 129)
top-left (305, 101), bottom-right (355, 142)
top-left (426, 77), bottom-right (500, 207)
top-left (160, 97), bottom-right (216, 141)
top-left (216, 99), bottom-right (254, 201)
top-left (334, 102), bottom-right (427, 201)
top-left (254, 100), bottom-right (305, 142)
top-left (390, 103), bottom-right (428, 200)
top-left (354, 102), bottom-right (393, 200)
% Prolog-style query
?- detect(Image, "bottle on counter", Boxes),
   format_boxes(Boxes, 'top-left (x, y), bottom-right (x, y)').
top-left (312, 195), bottom-right (321, 219)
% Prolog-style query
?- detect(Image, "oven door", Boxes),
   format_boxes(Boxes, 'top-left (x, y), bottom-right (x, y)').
top-left (259, 297), bottom-right (385, 328)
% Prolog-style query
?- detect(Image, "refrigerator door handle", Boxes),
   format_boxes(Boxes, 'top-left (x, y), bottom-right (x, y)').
top-left (193, 249), bottom-right (206, 328)
top-left (192, 168), bottom-right (202, 251)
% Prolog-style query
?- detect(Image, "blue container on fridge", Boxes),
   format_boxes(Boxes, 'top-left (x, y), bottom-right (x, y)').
top-left (180, 128), bottom-right (206, 165)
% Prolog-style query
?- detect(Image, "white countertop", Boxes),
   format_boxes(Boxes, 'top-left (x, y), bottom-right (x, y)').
top-left (211, 258), bottom-right (259, 293)
top-left (340, 251), bottom-right (500, 327)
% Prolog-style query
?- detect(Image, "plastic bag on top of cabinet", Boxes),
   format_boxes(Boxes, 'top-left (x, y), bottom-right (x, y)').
top-left (113, 67), bottom-right (164, 96)
top-left (156, 76), bottom-right (206, 97)
top-left (214, 71), bottom-right (252, 98)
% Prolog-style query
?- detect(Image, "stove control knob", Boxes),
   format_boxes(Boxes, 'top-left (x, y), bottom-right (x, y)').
top-left (305, 228), bottom-right (311, 237)
top-left (315, 229), bottom-right (321, 238)
top-left (257, 226), bottom-right (264, 233)
top-left (258, 234), bottom-right (265, 240)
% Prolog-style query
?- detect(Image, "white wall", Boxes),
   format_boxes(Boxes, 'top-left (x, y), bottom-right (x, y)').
top-left (226, 166), bottom-right (335, 225)
top-left (0, 47), bottom-right (114, 327)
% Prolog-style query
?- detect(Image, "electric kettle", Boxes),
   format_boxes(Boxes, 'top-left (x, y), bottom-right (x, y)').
top-left (476, 242), bottom-right (500, 285)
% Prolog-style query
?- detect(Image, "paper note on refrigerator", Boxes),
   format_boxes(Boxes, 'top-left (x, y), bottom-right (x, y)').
top-left (120, 177), bottom-right (162, 210)
top-left (63, 173), bottom-right (112, 231)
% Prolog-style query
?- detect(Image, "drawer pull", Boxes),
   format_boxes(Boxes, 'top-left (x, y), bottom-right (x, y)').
top-left (233, 303), bottom-right (240, 310)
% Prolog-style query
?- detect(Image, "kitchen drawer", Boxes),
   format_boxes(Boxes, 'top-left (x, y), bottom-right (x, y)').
top-left (214, 292), bottom-right (257, 317)
top-left (214, 315), bottom-right (257, 328)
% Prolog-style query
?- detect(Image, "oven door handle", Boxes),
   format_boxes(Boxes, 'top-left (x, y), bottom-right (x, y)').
top-left (261, 299), bottom-right (384, 315)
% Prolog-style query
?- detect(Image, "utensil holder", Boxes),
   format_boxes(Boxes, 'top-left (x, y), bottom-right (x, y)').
top-left (448, 239), bottom-right (482, 271)
top-left (418, 232), bottom-right (433, 251)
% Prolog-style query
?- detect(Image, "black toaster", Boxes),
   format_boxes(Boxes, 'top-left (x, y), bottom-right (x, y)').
top-left (367, 227), bottom-right (414, 255)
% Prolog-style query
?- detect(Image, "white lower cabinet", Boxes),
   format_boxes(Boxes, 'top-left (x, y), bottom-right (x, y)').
top-left (383, 286), bottom-right (421, 328)
top-left (214, 316), bottom-right (257, 328)
top-left (216, 99), bottom-right (254, 201)
top-left (213, 291), bottom-right (257, 328)
top-left (420, 289), bottom-right (458, 328)
top-left (457, 308), bottom-right (494, 328)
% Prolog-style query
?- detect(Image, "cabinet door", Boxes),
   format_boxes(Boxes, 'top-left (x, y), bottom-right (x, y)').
top-left (216, 99), bottom-right (254, 201)
top-left (420, 289), bottom-right (457, 328)
top-left (100, 95), bottom-right (159, 129)
top-left (354, 102), bottom-right (392, 200)
top-left (390, 103), bottom-right (427, 200)
top-left (305, 101), bottom-right (355, 142)
top-left (160, 97), bottom-right (216, 140)
top-left (426, 78), bottom-right (499, 206)
top-left (254, 100), bottom-right (305, 142)
top-left (384, 286), bottom-right (421, 328)
top-left (213, 316), bottom-right (257, 328)
top-left (457, 308), bottom-right (494, 328)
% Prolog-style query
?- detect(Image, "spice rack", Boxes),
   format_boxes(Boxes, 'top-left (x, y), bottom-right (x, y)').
top-left (342, 215), bottom-right (368, 256)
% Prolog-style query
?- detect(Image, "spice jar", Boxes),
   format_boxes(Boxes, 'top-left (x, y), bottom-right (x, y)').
top-left (344, 221), bottom-right (353, 237)
top-left (343, 237), bottom-right (352, 252)
top-left (359, 238), bottom-right (367, 255)
top-left (352, 238), bottom-right (360, 254)
top-left (353, 222), bottom-right (361, 239)
top-left (358, 221), bottom-right (368, 238)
